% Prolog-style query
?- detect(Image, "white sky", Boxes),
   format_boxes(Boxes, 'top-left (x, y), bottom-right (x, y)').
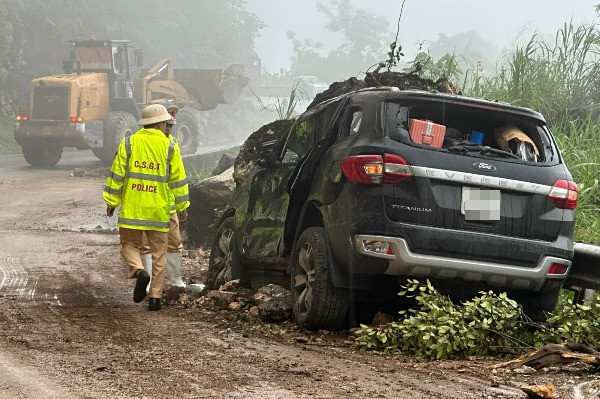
top-left (247, 0), bottom-right (599, 73)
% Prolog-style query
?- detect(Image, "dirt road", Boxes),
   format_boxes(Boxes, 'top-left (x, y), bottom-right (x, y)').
top-left (0, 159), bottom-right (596, 398)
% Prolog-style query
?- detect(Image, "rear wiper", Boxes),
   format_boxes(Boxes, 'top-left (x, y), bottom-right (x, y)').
top-left (447, 143), bottom-right (521, 159)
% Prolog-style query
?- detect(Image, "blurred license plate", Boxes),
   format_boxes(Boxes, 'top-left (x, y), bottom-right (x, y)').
top-left (42, 126), bottom-right (52, 135)
top-left (461, 187), bottom-right (501, 221)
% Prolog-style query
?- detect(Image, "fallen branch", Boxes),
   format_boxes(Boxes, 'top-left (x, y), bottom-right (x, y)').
top-left (495, 342), bottom-right (600, 371)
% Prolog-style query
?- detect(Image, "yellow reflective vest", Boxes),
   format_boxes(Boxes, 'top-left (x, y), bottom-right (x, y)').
top-left (103, 128), bottom-right (190, 232)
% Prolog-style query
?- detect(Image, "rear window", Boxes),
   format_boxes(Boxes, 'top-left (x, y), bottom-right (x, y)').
top-left (384, 100), bottom-right (559, 165)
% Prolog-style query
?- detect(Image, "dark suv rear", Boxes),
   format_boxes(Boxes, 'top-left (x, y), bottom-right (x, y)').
top-left (208, 88), bottom-right (577, 330)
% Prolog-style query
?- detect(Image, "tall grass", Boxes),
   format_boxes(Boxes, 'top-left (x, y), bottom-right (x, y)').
top-left (554, 115), bottom-right (600, 243)
top-left (464, 22), bottom-right (600, 243)
top-left (468, 23), bottom-right (600, 125)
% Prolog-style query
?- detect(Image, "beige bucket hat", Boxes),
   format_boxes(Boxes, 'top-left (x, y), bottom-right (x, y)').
top-left (138, 104), bottom-right (172, 125)
top-left (166, 105), bottom-right (179, 125)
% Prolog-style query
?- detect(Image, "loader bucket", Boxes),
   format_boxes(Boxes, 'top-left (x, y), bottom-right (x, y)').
top-left (173, 65), bottom-right (248, 111)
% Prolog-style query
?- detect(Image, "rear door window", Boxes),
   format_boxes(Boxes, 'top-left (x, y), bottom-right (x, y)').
top-left (280, 116), bottom-right (315, 164)
top-left (385, 101), bottom-right (558, 164)
top-left (338, 107), bottom-right (363, 140)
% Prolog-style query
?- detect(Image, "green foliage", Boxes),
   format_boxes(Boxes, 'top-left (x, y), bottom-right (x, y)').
top-left (0, 0), bottom-right (264, 111)
top-left (356, 281), bottom-right (600, 359)
top-left (462, 22), bottom-right (600, 243)
top-left (465, 23), bottom-right (600, 126)
top-left (536, 290), bottom-right (600, 345)
top-left (384, 41), bottom-right (404, 72)
top-left (356, 280), bottom-right (529, 358)
top-left (273, 82), bottom-right (306, 120)
top-left (552, 115), bottom-right (600, 243)
top-left (403, 51), bottom-right (463, 82)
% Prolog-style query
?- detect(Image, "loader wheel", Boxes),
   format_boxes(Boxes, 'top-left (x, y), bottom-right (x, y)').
top-left (291, 227), bottom-right (349, 331)
top-left (172, 110), bottom-right (199, 155)
top-left (206, 216), bottom-right (248, 289)
top-left (95, 112), bottom-right (137, 166)
top-left (21, 141), bottom-right (63, 167)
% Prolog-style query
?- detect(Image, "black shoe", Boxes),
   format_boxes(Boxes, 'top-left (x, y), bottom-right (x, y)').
top-left (148, 298), bottom-right (161, 311)
top-left (133, 270), bottom-right (150, 303)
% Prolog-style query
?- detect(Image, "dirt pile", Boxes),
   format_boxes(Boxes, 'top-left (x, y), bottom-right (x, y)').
top-left (162, 279), bottom-right (293, 323)
top-left (307, 71), bottom-right (462, 109)
top-left (233, 71), bottom-right (461, 185)
top-left (233, 119), bottom-right (295, 185)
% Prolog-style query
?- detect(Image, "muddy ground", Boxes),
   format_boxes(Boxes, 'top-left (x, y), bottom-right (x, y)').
top-left (0, 162), bottom-right (599, 398)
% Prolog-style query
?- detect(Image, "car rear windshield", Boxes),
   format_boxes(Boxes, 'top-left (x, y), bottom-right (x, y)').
top-left (384, 100), bottom-right (560, 165)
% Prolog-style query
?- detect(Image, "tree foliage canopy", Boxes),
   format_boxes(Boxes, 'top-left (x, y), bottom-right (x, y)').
top-left (287, 0), bottom-right (391, 82)
top-left (0, 0), bottom-right (263, 109)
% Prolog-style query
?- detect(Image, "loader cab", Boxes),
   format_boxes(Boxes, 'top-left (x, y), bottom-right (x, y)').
top-left (66, 39), bottom-right (140, 100)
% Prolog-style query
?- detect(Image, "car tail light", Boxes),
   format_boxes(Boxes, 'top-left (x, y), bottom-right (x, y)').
top-left (340, 153), bottom-right (412, 184)
top-left (383, 154), bottom-right (412, 183)
top-left (548, 179), bottom-right (578, 210)
top-left (548, 262), bottom-right (569, 275)
top-left (70, 116), bottom-right (83, 123)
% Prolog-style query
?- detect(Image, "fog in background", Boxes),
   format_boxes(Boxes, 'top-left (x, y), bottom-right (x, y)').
top-left (249, 0), bottom-right (598, 79)
top-left (1, 0), bottom-right (599, 121)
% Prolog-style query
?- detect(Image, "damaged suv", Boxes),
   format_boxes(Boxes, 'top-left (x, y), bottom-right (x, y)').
top-left (209, 87), bottom-right (577, 330)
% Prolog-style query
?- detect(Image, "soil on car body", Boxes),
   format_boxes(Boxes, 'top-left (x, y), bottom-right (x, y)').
top-left (232, 72), bottom-right (462, 186)
top-left (0, 163), bottom-right (596, 398)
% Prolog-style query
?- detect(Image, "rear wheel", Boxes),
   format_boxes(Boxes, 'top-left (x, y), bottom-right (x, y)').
top-left (518, 286), bottom-right (561, 322)
top-left (291, 227), bottom-right (348, 331)
top-left (22, 141), bottom-right (63, 167)
top-left (172, 109), bottom-right (199, 155)
top-left (95, 112), bottom-right (137, 166)
top-left (207, 216), bottom-right (248, 289)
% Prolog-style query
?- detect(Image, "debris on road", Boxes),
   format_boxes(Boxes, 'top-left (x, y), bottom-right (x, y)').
top-left (495, 342), bottom-right (600, 371)
top-left (520, 383), bottom-right (556, 398)
top-left (254, 284), bottom-right (293, 322)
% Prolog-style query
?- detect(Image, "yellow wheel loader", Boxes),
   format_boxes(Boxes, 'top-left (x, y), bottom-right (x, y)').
top-left (14, 38), bottom-right (248, 167)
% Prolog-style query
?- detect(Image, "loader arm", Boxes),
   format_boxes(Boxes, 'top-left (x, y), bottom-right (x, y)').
top-left (145, 79), bottom-right (204, 110)
top-left (135, 58), bottom-right (248, 111)
top-left (136, 58), bottom-right (174, 104)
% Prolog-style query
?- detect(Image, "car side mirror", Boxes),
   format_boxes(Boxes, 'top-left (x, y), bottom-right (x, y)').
top-left (135, 49), bottom-right (144, 68)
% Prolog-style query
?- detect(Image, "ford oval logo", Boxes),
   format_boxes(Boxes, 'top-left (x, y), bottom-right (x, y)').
top-left (473, 162), bottom-right (497, 172)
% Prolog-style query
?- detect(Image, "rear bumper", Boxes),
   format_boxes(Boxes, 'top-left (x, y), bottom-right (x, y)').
top-left (355, 234), bottom-right (571, 291)
top-left (14, 120), bottom-right (103, 149)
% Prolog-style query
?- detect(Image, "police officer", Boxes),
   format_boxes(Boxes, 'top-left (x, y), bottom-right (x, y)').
top-left (103, 104), bottom-right (189, 311)
top-left (139, 105), bottom-right (187, 289)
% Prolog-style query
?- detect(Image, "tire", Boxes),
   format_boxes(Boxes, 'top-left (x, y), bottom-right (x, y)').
top-left (291, 227), bottom-right (348, 331)
top-left (172, 109), bottom-right (199, 155)
top-left (519, 287), bottom-right (561, 322)
top-left (95, 112), bottom-right (137, 166)
top-left (22, 141), bottom-right (63, 167)
top-left (207, 216), bottom-right (248, 289)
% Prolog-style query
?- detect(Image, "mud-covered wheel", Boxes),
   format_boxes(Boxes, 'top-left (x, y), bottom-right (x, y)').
top-left (291, 227), bottom-right (348, 331)
top-left (22, 141), bottom-right (63, 167)
top-left (172, 109), bottom-right (199, 155)
top-left (207, 216), bottom-right (247, 289)
top-left (518, 286), bottom-right (561, 322)
top-left (95, 111), bottom-right (137, 166)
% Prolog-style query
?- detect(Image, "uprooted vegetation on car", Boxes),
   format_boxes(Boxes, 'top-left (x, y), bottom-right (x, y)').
top-left (232, 70), bottom-right (461, 187)
top-left (355, 279), bottom-right (600, 360)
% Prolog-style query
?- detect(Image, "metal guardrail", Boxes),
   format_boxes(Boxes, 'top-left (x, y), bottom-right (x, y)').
top-left (564, 242), bottom-right (600, 292)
